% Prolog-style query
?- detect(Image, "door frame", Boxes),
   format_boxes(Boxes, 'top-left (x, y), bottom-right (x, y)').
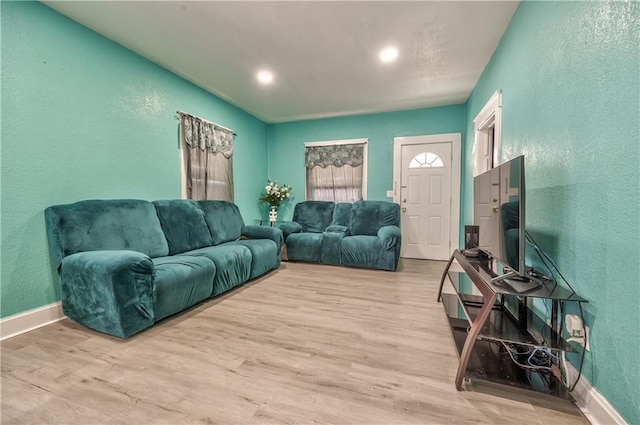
top-left (392, 133), bottom-right (462, 256)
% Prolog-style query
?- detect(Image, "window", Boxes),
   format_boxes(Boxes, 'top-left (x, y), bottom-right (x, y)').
top-left (409, 152), bottom-right (445, 168)
top-left (178, 111), bottom-right (235, 201)
top-left (305, 138), bottom-right (368, 202)
top-left (473, 90), bottom-right (502, 176)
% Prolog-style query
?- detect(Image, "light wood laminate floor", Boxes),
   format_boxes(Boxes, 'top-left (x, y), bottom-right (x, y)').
top-left (1, 260), bottom-right (588, 424)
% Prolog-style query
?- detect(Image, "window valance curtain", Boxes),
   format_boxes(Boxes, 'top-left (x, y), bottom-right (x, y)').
top-left (179, 112), bottom-right (234, 158)
top-left (305, 141), bottom-right (367, 203)
top-left (305, 143), bottom-right (365, 168)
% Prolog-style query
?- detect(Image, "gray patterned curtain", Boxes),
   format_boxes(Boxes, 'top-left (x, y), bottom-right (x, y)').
top-left (305, 142), bottom-right (366, 202)
top-left (179, 112), bottom-right (235, 201)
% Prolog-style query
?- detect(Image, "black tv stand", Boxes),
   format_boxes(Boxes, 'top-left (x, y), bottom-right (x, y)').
top-left (436, 249), bottom-right (587, 397)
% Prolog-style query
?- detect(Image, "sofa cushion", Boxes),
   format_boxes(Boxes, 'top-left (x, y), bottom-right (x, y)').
top-left (286, 233), bottom-right (323, 262)
top-left (152, 256), bottom-right (216, 321)
top-left (184, 245), bottom-right (251, 296)
top-left (45, 199), bottom-right (169, 266)
top-left (341, 236), bottom-right (383, 269)
top-left (198, 201), bottom-right (245, 245)
top-left (292, 201), bottom-right (335, 233)
top-left (350, 201), bottom-right (400, 236)
top-left (333, 203), bottom-right (352, 227)
top-left (222, 239), bottom-right (278, 279)
top-left (153, 200), bottom-right (213, 255)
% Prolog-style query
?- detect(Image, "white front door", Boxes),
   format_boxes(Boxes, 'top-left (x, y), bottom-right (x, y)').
top-left (473, 166), bottom-right (500, 254)
top-left (400, 142), bottom-right (453, 260)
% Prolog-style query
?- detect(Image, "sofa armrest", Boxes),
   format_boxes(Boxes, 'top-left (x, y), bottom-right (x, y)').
top-left (377, 225), bottom-right (401, 250)
top-left (242, 225), bottom-right (284, 250)
top-left (277, 221), bottom-right (303, 239)
top-left (59, 250), bottom-right (155, 338)
top-left (326, 224), bottom-right (349, 234)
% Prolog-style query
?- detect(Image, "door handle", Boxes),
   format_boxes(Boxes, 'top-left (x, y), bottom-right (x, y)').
top-left (402, 207), bottom-right (407, 212)
top-left (492, 207), bottom-right (499, 213)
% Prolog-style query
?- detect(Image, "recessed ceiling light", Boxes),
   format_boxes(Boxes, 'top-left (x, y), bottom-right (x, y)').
top-left (379, 47), bottom-right (398, 63)
top-left (257, 70), bottom-right (274, 84)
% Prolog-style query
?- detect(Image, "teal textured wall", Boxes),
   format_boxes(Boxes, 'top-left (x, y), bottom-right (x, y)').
top-left (464, 2), bottom-right (639, 422)
top-left (0, 2), bottom-right (268, 318)
top-left (267, 105), bottom-right (466, 219)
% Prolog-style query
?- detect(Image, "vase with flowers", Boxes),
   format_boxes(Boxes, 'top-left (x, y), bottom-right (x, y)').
top-left (259, 180), bottom-right (292, 224)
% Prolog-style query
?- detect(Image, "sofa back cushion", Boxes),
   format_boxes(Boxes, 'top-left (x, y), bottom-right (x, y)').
top-left (45, 199), bottom-right (169, 267)
top-left (198, 200), bottom-right (245, 245)
top-left (350, 201), bottom-right (400, 236)
top-left (292, 201), bottom-right (335, 233)
top-left (153, 200), bottom-right (213, 255)
top-left (333, 203), bottom-right (352, 227)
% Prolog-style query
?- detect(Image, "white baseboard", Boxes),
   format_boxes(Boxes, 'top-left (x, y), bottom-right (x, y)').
top-left (567, 363), bottom-right (627, 425)
top-left (0, 302), bottom-right (66, 341)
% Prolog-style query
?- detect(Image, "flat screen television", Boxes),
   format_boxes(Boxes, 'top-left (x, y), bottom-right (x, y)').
top-left (473, 155), bottom-right (541, 289)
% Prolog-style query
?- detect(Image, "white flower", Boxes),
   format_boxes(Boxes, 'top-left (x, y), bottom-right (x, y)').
top-left (286, 193), bottom-right (290, 198)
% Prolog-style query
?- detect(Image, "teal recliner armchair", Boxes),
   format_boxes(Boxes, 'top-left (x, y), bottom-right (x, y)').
top-left (279, 200), bottom-right (401, 271)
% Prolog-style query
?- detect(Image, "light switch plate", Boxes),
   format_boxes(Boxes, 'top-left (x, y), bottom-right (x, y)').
top-left (386, 190), bottom-right (394, 198)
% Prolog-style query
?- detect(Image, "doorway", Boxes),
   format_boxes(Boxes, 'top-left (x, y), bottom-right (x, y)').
top-left (393, 134), bottom-right (461, 260)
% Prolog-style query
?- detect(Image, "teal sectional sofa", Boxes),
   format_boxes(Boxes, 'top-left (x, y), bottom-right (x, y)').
top-left (279, 200), bottom-right (401, 271)
top-left (44, 199), bottom-right (283, 338)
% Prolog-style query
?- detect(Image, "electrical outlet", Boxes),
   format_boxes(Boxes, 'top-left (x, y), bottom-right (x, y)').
top-left (386, 190), bottom-right (394, 198)
top-left (585, 326), bottom-right (590, 351)
top-left (571, 328), bottom-right (584, 338)
top-left (567, 326), bottom-right (590, 351)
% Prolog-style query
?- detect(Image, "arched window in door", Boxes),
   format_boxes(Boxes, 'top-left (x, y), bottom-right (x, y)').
top-left (409, 152), bottom-right (445, 169)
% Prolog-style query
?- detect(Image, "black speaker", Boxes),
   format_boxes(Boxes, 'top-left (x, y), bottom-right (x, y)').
top-left (464, 225), bottom-right (479, 249)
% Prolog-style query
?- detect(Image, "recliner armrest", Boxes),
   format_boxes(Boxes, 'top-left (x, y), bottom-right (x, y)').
top-left (377, 225), bottom-right (401, 250)
top-left (278, 221), bottom-right (303, 239)
top-left (59, 250), bottom-right (155, 338)
top-left (242, 225), bottom-right (284, 250)
top-left (326, 224), bottom-right (349, 234)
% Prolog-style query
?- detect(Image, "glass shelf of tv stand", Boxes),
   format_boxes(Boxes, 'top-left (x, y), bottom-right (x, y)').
top-left (438, 251), bottom-right (588, 397)
top-left (442, 271), bottom-right (576, 352)
top-left (463, 260), bottom-right (588, 302)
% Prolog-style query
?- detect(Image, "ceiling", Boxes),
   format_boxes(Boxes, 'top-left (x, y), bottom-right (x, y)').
top-left (43, 1), bottom-right (519, 124)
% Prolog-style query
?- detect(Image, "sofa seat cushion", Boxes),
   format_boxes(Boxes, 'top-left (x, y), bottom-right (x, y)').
top-left (151, 256), bottom-right (216, 322)
top-left (286, 232), bottom-right (323, 263)
top-left (341, 236), bottom-right (383, 269)
top-left (153, 200), bottom-right (213, 255)
top-left (222, 239), bottom-right (278, 279)
top-left (184, 245), bottom-right (251, 296)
